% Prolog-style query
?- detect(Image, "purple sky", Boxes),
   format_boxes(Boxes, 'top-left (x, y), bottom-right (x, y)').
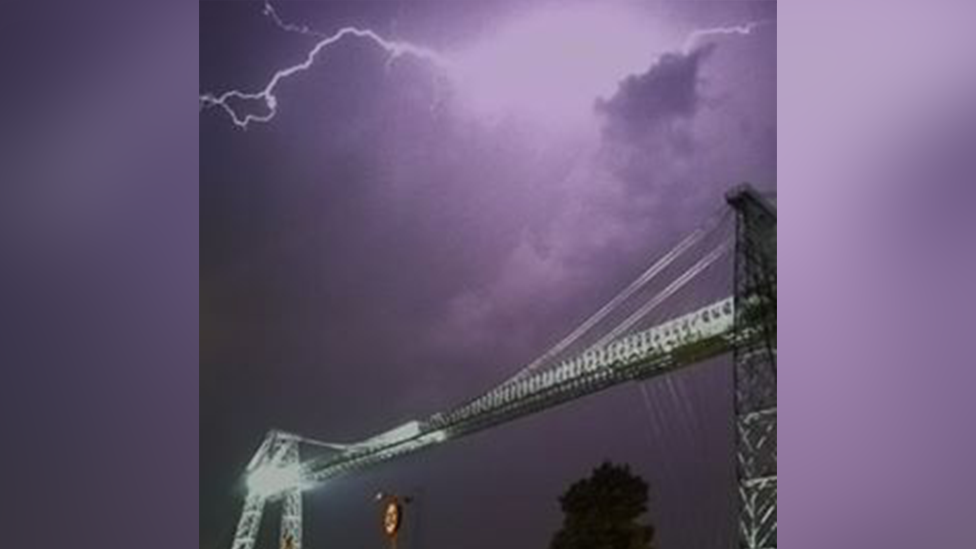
top-left (201, 2), bottom-right (775, 548)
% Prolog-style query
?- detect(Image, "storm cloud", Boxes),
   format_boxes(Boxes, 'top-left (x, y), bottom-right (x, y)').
top-left (596, 44), bottom-right (715, 143)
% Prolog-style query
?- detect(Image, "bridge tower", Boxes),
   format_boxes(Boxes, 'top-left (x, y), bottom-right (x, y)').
top-left (231, 431), bottom-right (304, 549)
top-left (727, 186), bottom-right (777, 549)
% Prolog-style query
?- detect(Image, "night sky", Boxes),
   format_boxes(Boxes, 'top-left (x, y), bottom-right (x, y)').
top-left (200, 2), bottom-right (775, 548)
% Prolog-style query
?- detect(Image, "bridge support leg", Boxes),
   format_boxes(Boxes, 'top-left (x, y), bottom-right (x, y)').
top-left (280, 489), bottom-right (303, 549)
top-left (279, 441), bottom-right (303, 549)
top-left (728, 186), bottom-right (777, 549)
top-left (231, 492), bottom-right (268, 549)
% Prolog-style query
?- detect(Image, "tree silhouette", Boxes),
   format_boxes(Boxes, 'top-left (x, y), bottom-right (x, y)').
top-left (549, 461), bottom-right (656, 549)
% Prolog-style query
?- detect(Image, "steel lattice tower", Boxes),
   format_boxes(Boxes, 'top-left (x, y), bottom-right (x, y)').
top-left (728, 186), bottom-right (777, 549)
top-left (231, 432), bottom-right (304, 549)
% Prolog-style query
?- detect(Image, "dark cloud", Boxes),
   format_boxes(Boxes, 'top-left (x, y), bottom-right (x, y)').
top-left (596, 45), bottom-right (714, 142)
top-left (590, 35), bottom-right (774, 237)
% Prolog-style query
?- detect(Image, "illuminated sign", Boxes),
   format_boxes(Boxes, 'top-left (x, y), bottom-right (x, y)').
top-left (383, 500), bottom-right (402, 537)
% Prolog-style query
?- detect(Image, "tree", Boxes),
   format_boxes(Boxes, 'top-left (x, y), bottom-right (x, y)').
top-left (549, 461), bottom-right (656, 549)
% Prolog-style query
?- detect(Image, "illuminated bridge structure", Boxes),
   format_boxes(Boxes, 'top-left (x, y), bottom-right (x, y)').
top-left (229, 185), bottom-right (777, 549)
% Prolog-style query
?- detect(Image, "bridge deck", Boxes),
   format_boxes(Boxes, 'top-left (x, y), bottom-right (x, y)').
top-left (300, 295), bottom-right (749, 486)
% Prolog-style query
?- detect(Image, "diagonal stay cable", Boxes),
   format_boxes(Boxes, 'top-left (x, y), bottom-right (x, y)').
top-left (587, 238), bottom-right (731, 351)
top-left (500, 207), bottom-right (728, 386)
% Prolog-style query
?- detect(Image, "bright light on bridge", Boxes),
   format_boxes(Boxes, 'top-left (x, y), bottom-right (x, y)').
top-left (247, 463), bottom-right (305, 498)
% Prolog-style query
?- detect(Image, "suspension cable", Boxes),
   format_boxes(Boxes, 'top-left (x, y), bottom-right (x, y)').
top-left (500, 207), bottom-right (728, 385)
top-left (588, 238), bottom-right (731, 350)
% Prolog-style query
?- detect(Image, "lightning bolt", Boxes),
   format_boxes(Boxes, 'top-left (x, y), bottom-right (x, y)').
top-left (200, 1), bottom-right (449, 129)
top-left (201, 1), bottom-right (771, 130)
top-left (262, 0), bottom-right (317, 37)
top-left (681, 20), bottom-right (772, 53)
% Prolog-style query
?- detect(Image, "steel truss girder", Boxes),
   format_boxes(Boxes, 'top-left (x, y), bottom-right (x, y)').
top-left (303, 297), bottom-right (740, 485)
